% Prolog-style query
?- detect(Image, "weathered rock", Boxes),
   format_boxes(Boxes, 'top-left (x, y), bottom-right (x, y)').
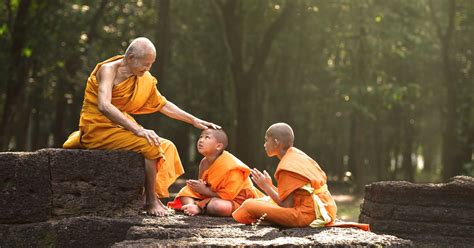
top-left (0, 216), bottom-right (143, 248)
top-left (363, 176), bottom-right (474, 208)
top-left (361, 199), bottom-right (474, 225)
top-left (359, 176), bottom-right (474, 244)
top-left (0, 152), bottom-right (51, 224)
top-left (115, 213), bottom-right (413, 248)
top-left (40, 148), bottom-right (145, 217)
top-left (360, 213), bottom-right (474, 238)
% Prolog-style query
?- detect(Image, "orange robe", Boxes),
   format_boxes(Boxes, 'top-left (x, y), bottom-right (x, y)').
top-left (233, 147), bottom-right (369, 230)
top-left (63, 55), bottom-right (184, 197)
top-left (168, 151), bottom-right (262, 211)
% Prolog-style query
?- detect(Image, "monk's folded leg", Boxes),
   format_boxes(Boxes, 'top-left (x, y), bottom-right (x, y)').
top-left (233, 199), bottom-right (304, 227)
top-left (82, 127), bottom-right (184, 198)
top-left (155, 138), bottom-right (185, 197)
top-left (205, 198), bottom-right (233, 217)
top-left (180, 196), bottom-right (196, 206)
top-left (81, 127), bottom-right (163, 159)
top-left (144, 157), bottom-right (167, 216)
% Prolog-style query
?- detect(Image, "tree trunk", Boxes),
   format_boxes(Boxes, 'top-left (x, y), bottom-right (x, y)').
top-left (401, 119), bottom-right (415, 181)
top-left (428, 0), bottom-right (462, 180)
top-left (348, 113), bottom-right (366, 191)
top-left (154, 0), bottom-right (171, 84)
top-left (212, 0), bottom-right (294, 166)
top-left (0, 0), bottom-right (33, 150)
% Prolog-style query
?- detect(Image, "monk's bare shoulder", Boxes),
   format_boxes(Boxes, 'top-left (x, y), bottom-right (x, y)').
top-left (96, 62), bottom-right (118, 83)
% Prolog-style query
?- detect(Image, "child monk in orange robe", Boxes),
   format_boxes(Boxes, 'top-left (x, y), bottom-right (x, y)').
top-left (232, 123), bottom-right (369, 230)
top-left (167, 129), bottom-right (262, 216)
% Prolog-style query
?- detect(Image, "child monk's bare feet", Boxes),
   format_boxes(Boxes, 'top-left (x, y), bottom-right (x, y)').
top-left (181, 204), bottom-right (202, 216)
top-left (145, 200), bottom-right (168, 217)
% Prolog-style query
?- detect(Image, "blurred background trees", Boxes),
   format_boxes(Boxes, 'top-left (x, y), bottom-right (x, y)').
top-left (0, 0), bottom-right (472, 190)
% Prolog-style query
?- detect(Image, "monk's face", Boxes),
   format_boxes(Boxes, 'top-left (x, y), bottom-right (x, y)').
top-left (129, 53), bottom-right (155, 77)
top-left (197, 130), bottom-right (222, 156)
top-left (264, 134), bottom-right (278, 157)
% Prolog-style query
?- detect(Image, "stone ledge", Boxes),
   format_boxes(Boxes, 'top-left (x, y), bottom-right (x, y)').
top-left (0, 216), bottom-right (143, 248)
top-left (0, 214), bottom-right (414, 248)
top-left (0, 152), bottom-right (51, 223)
top-left (359, 176), bottom-right (474, 242)
top-left (114, 213), bottom-right (413, 248)
top-left (363, 176), bottom-right (474, 208)
top-left (0, 149), bottom-right (145, 224)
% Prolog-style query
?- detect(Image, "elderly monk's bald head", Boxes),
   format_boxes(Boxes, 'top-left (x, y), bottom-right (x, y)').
top-left (266, 123), bottom-right (294, 149)
top-left (125, 37), bottom-right (156, 59)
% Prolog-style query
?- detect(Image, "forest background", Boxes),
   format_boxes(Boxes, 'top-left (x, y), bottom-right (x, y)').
top-left (1, 0), bottom-right (472, 194)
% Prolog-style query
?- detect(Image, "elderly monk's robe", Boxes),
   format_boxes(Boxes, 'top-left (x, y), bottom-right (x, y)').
top-left (233, 147), bottom-right (369, 230)
top-left (63, 55), bottom-right (184, 197)
top-left (167, 151), bottom-right (263, 212)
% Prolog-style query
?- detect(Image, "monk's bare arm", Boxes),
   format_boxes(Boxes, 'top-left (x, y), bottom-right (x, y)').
top-left (251, 168), bottom-right (294, 207)
top-left (159, 101), bottom-right (221, 130)
top-left (97, 65), bottom-right (159, 146)
top-left (258, 182), bottom-right (294, 208)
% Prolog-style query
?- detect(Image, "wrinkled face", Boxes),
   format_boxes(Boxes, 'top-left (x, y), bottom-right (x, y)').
top-left (264, 133), bottom-right (278, 157)
top-left (197, 130), bottom-right (221, 156)
top-left (129, 53), bottom-right (155, 76)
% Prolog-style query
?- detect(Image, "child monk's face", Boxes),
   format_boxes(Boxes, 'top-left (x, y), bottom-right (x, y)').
top-left (197, 130), bottom-right (221, 156)
top-left (264, 133), bottom-right (278, 157)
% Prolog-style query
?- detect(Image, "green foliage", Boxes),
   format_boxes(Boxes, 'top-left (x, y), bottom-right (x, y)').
top-left (0, 0), bottom-right (472, 185)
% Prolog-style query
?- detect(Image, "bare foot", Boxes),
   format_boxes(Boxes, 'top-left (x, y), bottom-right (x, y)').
top-left (145, 200), bottom-right (168, 217)
top-left (181, 204), bottom-right (202, 216)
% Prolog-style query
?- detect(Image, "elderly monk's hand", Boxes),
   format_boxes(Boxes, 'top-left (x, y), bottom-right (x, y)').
top-left (251, 168), bottom-right (273, 191)
top-left (192, 118), bottom-right (221, 130)
top-left (135, 128), bottom-right (161, 146)
top-left (187, 179), bottom-right (208, 194)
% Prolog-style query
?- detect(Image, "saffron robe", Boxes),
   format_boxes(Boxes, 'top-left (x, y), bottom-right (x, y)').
top-left (63, 55), bottom-right (184, 197)
top-left (168, 151), bottom-right (262, 211)
top-left (232, 147), bottom-right (369, 230)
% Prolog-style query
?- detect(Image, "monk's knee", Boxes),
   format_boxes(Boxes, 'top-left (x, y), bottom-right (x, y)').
top-left (206, 198), bottom-right (233, 216)
top-left (239, 199), bottom-right (260, 212)
top-left (159, 138), bottom-right (176, 150)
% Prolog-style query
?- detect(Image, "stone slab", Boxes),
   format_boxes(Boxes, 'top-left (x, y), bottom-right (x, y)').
top-left (40, 149), bottom-right (145, 217)
top-left (0, 152), bottom-right (51, 224)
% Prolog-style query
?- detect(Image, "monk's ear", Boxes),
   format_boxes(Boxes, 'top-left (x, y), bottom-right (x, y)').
top-left (216, 143), bottom-right (224, 151)
top-left (127, 53), bottom-right (137, 62)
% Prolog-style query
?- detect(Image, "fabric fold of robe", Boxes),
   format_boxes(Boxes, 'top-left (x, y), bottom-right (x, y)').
top-left (167, 151), bottom-right (263, 211)
top-left (63, 55), bottom-right (184, 197)
top-left (233, 147), bottom-right (369, 231)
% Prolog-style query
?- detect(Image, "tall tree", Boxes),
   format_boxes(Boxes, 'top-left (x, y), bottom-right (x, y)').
top-left (211, 0), bottom-right (295, 165)
top-left (428, 0), bottom-right (464, 180)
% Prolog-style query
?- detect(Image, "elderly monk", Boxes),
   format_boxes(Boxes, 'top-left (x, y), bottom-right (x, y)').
top-left (167, 129), bottom-right (262, 216)
top-left (63, 37), bottom-right (220, 216)
top-left (232, 123), bottom-right (369, 230)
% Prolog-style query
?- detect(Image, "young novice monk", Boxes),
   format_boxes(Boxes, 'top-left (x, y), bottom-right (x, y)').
top-left (167, 129), bottom-right (262, 216)
top-left (232, 123), bottom-right (369, 230)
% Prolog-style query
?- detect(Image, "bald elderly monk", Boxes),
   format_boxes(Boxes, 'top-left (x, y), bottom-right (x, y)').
top-left (63, 37), bottom-right (220, 216)
top-left (232, 123), bottom-right (369, 230)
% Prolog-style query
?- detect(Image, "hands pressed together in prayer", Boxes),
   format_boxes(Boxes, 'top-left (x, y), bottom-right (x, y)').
top-left (186, 179), bottom-right (208, 195)
top-left (250, 168), bottom-right (274, 192)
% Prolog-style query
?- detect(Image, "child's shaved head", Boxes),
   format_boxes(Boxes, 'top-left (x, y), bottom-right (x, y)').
top-left (202, 128), bottom-right (228, 150)
top-left (266, 123), bottom-right (294, 149)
